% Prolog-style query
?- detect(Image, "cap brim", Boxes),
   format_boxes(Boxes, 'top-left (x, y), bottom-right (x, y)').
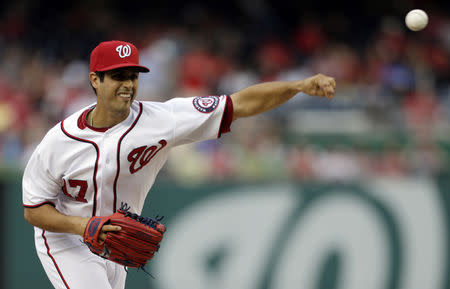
top-left (95, 63), bottom-right (150, 73)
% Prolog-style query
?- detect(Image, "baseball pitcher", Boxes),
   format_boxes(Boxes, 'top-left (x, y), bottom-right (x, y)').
top-left (22, 40), bottom-right (335, 289)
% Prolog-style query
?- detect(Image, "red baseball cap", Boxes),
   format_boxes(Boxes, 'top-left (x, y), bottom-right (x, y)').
top-left (90, 40), bottom-right (149, 73)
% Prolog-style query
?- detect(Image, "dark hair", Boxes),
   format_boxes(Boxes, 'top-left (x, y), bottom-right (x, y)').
top-left (90, 71), bottom-right (105, 95)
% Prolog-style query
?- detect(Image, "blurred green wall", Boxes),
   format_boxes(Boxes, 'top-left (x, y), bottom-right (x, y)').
top-left (2, 171), bottom-right (449, 289)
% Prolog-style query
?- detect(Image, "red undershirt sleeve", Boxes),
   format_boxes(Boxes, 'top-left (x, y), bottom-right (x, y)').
top-left (218, 95), bottom-right (234, 137)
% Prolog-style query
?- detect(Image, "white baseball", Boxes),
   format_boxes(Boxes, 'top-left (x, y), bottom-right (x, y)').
top-left (405, 9), bottom-right (428, 31)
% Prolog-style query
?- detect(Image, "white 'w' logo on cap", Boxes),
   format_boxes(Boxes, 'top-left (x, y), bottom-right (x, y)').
top-left (116, 44), bottom-right (131, 58)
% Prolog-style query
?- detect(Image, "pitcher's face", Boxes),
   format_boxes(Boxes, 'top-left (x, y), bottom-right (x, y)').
top-left (91, 68), bottom-right (139, 114)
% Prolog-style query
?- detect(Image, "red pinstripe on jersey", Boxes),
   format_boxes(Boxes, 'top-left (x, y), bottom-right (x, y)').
top-left (60, 121), bottom-right (100, 217)
top-left (112, 102), bottom-right (143, 212)
top-left (42, 230), bottom-right (71, 289)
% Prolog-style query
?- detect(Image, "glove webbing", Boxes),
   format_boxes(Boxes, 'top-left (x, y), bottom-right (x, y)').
top-left (119, 202), bottom-right (164, 230)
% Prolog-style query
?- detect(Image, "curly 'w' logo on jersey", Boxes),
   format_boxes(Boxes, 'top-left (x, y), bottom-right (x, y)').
top-left (127, 140), bottom-right (167, 174)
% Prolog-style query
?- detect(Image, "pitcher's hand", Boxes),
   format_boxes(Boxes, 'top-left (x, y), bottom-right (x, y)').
top-left (299, 74), bottom-right (336, 99)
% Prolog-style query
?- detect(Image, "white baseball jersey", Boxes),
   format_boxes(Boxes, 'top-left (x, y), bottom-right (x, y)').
top-left (22, 95), bottom-right (232, 289)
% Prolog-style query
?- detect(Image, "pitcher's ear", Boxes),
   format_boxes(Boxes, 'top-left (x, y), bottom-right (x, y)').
top-left (89, 72), bottom-right (100, 89)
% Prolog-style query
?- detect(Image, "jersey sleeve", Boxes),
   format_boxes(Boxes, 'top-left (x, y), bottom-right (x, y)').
top-left (168, 95), bottom-right (233, 146)
top-left (22, 143), bottom-right (61, 207)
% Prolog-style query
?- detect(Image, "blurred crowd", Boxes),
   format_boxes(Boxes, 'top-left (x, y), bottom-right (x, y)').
top-left (0, 1), bottom-right (449, 183)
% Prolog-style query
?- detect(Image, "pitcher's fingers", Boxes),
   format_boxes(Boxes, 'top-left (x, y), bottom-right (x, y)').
top-left (99, 232), bottom-right (107, 243)
top-left (323, 86), bottom-right (329, 98)
top-left (323, 85), bottom-right (334, 98)
top-left (102, 224), bottom-right (122, 232)
top-left (328, 78), bottom-right (336, 89)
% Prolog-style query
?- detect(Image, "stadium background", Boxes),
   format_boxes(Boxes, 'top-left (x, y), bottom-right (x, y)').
top-left (0, 0), bottom-right (449, 288)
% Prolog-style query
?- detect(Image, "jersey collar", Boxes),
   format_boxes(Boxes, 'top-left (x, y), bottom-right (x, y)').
top-left (77, 107), bottom-right (112, 132)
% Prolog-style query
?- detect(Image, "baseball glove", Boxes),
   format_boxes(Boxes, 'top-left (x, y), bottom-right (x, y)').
top-left (83, 203), bottom-right (165, 269)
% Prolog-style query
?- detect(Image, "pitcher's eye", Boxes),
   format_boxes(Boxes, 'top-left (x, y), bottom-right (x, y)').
top-left (110, 72), bottom-right (138, 81)
top-left (110, 73), bottom-right (126, 81)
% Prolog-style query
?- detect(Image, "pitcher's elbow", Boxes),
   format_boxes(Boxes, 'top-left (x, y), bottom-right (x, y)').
top-left (24, 208), bottom-right (35, 225)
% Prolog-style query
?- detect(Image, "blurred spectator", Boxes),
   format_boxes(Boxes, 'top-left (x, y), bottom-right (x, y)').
top-left (0, 1), bottom-right (448, 182)
top-left (371, 142), bottom-right (409, 177)
top-left (138, 33), bottom-right (181, 101)
top-left (178, 40), bottom-right (230, 96)
top-left (402, 89), bottom-right (441, 140)
top-left (286, 143), bottom-right (317, 180)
